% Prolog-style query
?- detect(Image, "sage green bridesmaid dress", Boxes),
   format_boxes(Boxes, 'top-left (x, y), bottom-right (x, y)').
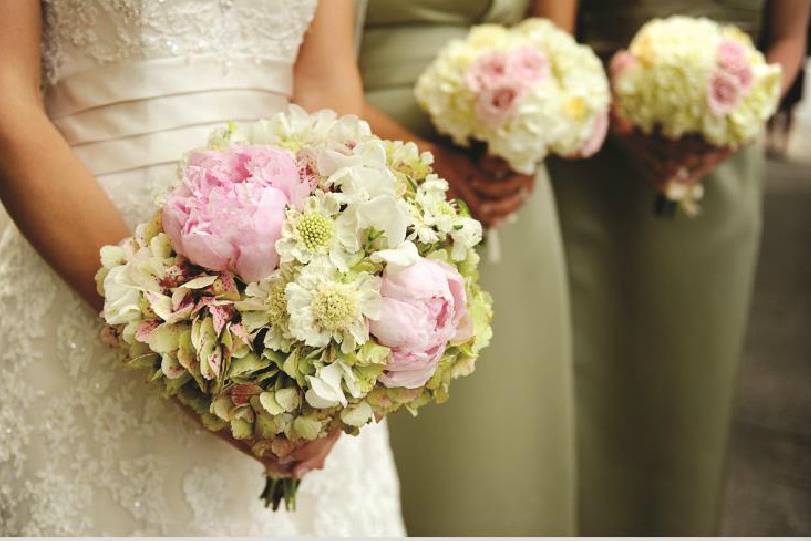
top-left (547, 0), bottom-right (766, 535)
top-left (360, 1), bottom-right (575, 535)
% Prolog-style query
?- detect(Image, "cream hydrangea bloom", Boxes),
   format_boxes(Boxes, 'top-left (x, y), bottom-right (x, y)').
top-left (614, 16), bottom-right (781, 146)
top-left (416, 18), bottom-right (610, 173)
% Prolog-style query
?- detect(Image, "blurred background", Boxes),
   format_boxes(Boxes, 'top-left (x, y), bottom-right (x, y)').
top-left (722, 57), bottom-right (811, 535)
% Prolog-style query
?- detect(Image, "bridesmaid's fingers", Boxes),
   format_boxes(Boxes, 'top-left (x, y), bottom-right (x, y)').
top-left (477, 154), bottom-right (514, 179)
top-left (471, 173), bottom-right (533, 198)
top-left (480, 191), bottom-right (526, 222)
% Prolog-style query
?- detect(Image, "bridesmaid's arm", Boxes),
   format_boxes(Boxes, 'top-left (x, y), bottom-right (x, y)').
top-left (765, 0), bottom-right (811, 96)
top-left (0, 2), bottom-right (129, 310)
top-left (293, 0), bottom-right (365, 115)
top-left (532, 0), bottom-right (577, 32)
top-left (362, 103), bottom-right (531, 227)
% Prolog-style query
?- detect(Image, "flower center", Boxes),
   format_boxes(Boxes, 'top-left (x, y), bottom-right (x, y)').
top-left (312, 286), bottom-right (356, 331)
top-left (564, 96), bottom-right (587, 121)
top-left (267, 282), bottom-right (288, 322)
top-left (296, 213), bottom-right (333, 251)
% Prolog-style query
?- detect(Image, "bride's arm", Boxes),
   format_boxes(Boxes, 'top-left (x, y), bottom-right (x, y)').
top-left (293, 0), bottom-right (364, 115)
top-left (0, 2), bottom-right (129, 310)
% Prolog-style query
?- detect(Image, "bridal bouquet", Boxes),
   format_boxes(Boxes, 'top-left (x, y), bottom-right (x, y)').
top-left (611, 16), bottom-right (781, 214)
top-left (415, 18), bottom-right (611, 174)
top-left (95, 106), bottom-right (492, 511)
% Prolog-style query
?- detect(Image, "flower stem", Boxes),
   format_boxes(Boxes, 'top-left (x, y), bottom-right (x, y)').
top-left (260, 475), bottom-right (301, 511)
top-left (654, 193), bottom-right (677, 217)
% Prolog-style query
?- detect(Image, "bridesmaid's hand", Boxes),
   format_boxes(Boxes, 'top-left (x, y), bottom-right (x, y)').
top-left (426, 143), bottom-right (533, 227)
top-left (610, 108), bottom-right (733, 191)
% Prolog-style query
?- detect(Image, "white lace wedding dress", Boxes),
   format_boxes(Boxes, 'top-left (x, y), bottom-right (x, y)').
top-left (0, 0), bottom-right (404, 535)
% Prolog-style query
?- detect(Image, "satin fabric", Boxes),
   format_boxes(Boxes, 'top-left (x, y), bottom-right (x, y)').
top-left (360, 0), bottom-right (576, 535)
top-left (548, 0), bottom-right (766, 534)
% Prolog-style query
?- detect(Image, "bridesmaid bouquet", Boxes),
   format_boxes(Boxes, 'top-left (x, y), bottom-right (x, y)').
top-left (95, 106), bottom-right (493, 511)
top-left (415, 18), bottom-right (611, 174)
top-left (610, 16), bottom-right (781, 215)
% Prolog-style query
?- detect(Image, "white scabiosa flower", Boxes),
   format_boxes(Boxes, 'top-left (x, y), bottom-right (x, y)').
top-left (236, 269), bottom-right (295, 352)
top-left (275, 191), bottom-right (355, 271)
top-left (285, 257), bottom-right (382, 353)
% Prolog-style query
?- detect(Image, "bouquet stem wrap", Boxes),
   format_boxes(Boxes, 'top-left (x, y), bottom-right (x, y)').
top-left (261, 475), bottom-right (301, 511)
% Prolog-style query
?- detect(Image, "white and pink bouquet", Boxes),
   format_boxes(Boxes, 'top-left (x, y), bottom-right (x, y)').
top-left (96, 106), bottom-right (493, 510)
top-left (415, 18), bottom-right (611, 174)
top-left (610, 16), bottom-right (781, 214)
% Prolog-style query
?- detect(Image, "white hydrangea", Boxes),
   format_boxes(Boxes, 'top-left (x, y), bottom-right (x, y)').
top-left (415, 18), bottom-right (610, 174)
top-left (614, 16), bottom-right (782, 146)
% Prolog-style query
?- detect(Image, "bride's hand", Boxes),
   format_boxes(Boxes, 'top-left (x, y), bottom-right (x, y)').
top-left (426, 143), bottom-right (531, 227)
top-left (177, 401), bottom-right (341, 479)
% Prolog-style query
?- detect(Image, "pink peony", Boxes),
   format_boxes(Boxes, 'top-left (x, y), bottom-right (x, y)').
top-left (717, 39), bottom-right (753, 92)
top-left (466, 51), bottom-right (512, 93)
top-left (162, 145), bottom-right (306, 281)
top-left (508, 46), bottom-right (550, 84)
top-left (371, 258), bottom-right (471, 389)
top-left (706, 69), bottom-right (743, 116)
top-left (475, 83), bottom-right (526, 126)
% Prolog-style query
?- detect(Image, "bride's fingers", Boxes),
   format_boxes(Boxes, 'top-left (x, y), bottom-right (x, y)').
top-left (290, 429), bottom-right (341, 478)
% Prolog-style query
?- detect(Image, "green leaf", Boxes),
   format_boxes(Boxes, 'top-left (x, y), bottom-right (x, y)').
top-left (259, 391), bottom-right (284, 415)
top-left (340, 401), bottom-right (374, 427)
top-left (183, 275), bottom-right (219, 289)
top-left (293, 416), bottom-right (322, 441)
top-left (126, 352), bottom-right (159, 371)
top-left (255, 412), bottom-right (278, 440)
top-left (147, 323), bottom-right (183, 353)
top-left (230, 418), bottom-right (253, 440)
top-left (274, 388), bottom-right (300, 413)
top-left (200, 412), bottom-right (227, 432)
top-left (229, 352), bottom-right (270, 378)
top-left (356, 341), bottom-right (390, 366)
top-left (240, 311), bottom-right (270, 333)
top-left (210, 396), bottom-right (233, 421)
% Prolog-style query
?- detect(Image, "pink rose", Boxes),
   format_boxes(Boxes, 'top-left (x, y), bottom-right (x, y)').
top-left (162, 145), bottom-right (304, 281)
top-left (609, 50), bottom-right (637, 84)
top-left (508, 46), bottom-right (550, 84)
top-left (371, 258), bottom-right (471, 389)
top-left (572, 108), bottom-right (609, 157)
top-left (475, 83), bottom-right (526, 126)
top-left (466, 51), bottom-right (512, 93)
top-left (706, 69), bottom-right (743, 116)
top-left (717, 39), bottom-right (753, 93)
